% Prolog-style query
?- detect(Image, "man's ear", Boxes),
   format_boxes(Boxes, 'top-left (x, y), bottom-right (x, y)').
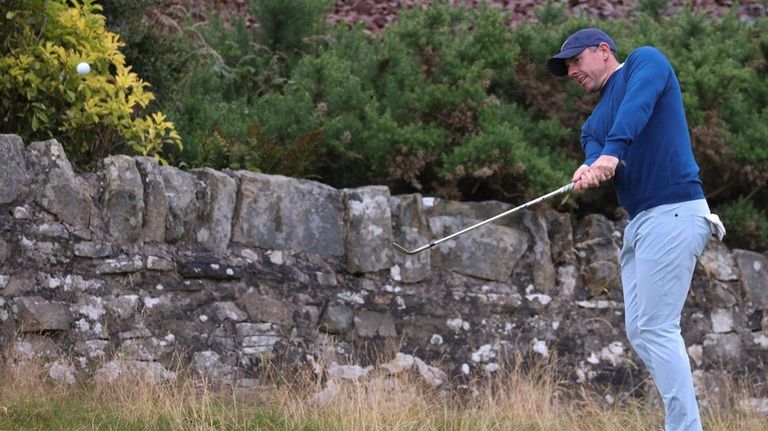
top-left (599, 42), bottom-right (611, 60)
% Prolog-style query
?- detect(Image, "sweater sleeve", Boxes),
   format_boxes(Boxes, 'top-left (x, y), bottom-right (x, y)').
top-left (580, 120), bottom-right (604, 165)
top-left (601, 47), bottom-right (672, 160)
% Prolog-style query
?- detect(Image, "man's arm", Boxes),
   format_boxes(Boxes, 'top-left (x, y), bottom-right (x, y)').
top-left (578, 47), bottom-right (670, 188)
top-left (601, 46), bottom-right (672, 160)
top-left (580, 118), bottom-right (604, 165)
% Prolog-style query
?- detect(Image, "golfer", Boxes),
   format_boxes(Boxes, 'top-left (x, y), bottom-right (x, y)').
top-left (547, 28), bottom-right (724, 431)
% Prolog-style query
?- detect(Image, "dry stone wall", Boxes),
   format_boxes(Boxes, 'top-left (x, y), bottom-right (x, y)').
top-left (0, 134), bottom-right (766, 404)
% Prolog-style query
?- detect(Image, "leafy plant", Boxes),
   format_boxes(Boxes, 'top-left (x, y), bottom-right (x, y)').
top-left (194, 124), bottom-right (323, 177)
top-left (101, 0), bottom-right (195, 109)
top-left (250, 0), bottom-right (333, 64)
top-left (0, 0), bottom-right (181, 168)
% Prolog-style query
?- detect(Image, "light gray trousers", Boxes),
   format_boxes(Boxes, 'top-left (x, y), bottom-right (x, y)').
top-left (621, 199), bottom-right (713, 431)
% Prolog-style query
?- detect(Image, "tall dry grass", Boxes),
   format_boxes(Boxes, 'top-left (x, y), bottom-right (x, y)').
top-left (0, 354), bottom-right (765, 430)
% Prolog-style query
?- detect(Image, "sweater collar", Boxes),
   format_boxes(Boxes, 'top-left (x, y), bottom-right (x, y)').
top-left (601, 62), bottom-right (625, 95)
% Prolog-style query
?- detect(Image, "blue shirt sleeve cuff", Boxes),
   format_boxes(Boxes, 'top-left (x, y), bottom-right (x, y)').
top-left (602, 143), bottom-right (626, 160)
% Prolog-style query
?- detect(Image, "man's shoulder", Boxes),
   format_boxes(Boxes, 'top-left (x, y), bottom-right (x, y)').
top-left (625, 46), bottom-right (672, 72)
top-left (627, 46), bottom-right (669, 62)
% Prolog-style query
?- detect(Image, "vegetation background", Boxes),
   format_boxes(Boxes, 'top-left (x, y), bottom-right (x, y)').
top-left (1, 2), bottom-right (768, 429)
top-left (2, 0), bottom-right (767, 252)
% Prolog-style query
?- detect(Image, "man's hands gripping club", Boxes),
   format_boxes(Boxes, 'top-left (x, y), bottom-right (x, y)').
top-left (572, 155), bottom-right (620, 189)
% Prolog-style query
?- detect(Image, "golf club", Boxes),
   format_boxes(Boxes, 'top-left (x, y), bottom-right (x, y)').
top-left (392, 182), bottom-right (574, 255)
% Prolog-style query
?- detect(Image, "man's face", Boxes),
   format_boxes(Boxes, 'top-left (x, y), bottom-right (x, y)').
top-left (565, 45), bottom-right (609, 93)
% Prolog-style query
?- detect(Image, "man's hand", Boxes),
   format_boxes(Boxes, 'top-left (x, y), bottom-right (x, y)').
top-left (572, 155), bottom-right (620, 190)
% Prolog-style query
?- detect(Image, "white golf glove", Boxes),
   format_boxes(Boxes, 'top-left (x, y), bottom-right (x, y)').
top-left (704, 213), bottom-right (726, 241)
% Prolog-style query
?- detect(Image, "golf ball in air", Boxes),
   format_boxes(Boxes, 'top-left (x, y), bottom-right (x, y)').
top-left (76, 62), bottom-right (91, 74)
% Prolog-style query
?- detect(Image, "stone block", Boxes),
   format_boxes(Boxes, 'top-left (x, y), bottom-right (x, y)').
top-left (236, 322), bottom-right (280, 355)
top-left (92, 256), bottom-right (144, 274)
top-left (429, 216), bottom-right (529, 282)
top-left (95, 360), bottom-right (176, 384)
top-left (575, 214), bottom-right (621, 296)
top-left (523, 210), bottom-right (556, 293)
top-left (105, 295), bottom-right (139, 320)
top-left (178, 257), bottom-right (240, 280)
top-left (211, 301), bottom-right (248, 322)
top-left (0, 238), bottom-right (8, 265)
top-left (26, 139), bottom-right (92, 233)
top-left (582, 260), bottom-right (621, 297)
top-left (354, 311), bottom-right (397, 337)
top-left (74, 241), bottom-right (114, 258)
top-left (74, 339), bottom-right (110, 360)
top-left (121, 337), bottom-right (171, 361)
top-left (232, 172), bottom-right (344, 259)
top-left (240, 293), bottom-right (295, 327)
top-left (319, 302), bottom-right (354, 334)
top-left (12, 335), bottom-right (61, 360)
top-left (390, 194), bottom-right (430, 283)
top-left (135, 157), bottom-right (168, 243)
top-left (698, 241), bottom-right (739, 281)
top-left (710, 308), bottom-right (735, 333)
top-left (700, 278), bottom-right (739, 308)
top-left (15, 296), bottom-right (72, 332)
top-left (193, 168), bottom-right (236, 251)
top-left (146, 255), bottom-right (175, 271)
top-left (160, 165), bottom-right (203, 243)
top-left (99, 155), bottom-right (145, 243)
top-left (344, 186), bottom-right (393, 273)
top-left (0, 134), bottom-right (27, 204)
top-left (703, 332), bottom-right (743, 363)
top-left (732, 249), bottom-right (768, 307)
top-left (544, 209), bottom-right (575, 265)
top-left (192, 350), bottom-right (235, 382)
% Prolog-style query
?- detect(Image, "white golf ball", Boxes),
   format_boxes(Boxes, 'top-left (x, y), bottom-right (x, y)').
top-left (76, 62), bottom-right (91, 75)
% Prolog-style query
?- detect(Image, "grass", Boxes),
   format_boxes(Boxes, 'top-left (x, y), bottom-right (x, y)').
top-left (0, 356), bottom-right (765, 431)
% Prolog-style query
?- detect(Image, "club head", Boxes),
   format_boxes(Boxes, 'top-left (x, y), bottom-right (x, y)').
top-left (392, 241), bottom-right (435, 255)
top-left (392, 242), bottom-right (417, 255)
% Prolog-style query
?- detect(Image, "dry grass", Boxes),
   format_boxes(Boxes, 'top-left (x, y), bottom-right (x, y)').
top-left (0, 355), bottom-right (765, 431)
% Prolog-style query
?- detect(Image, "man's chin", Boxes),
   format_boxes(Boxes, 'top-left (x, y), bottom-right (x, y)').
top-left (576, 79), bottom-right (592, 91)
top-left (583, 83), bottom-right (600, 93)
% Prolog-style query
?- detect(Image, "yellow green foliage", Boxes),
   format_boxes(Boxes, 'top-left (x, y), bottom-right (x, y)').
top-left (0, 0), bottom-right (180, 167)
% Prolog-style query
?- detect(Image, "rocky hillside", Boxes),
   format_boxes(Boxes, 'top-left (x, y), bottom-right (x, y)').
top-left (145, 0), bottom-right (768, 33)
top-left (330, 0), bottom-right (767, 32)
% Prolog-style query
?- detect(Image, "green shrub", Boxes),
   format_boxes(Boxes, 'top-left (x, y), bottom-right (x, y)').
top-left (165, 0), bottom-right (333, 174)
top-left (167, 1), bottom-right (573, 199)
top-left (250, 0), bottom-right (333, 64)
top-left (101, 0), bottom-right (196, 109)
top-left (0, 0), bottom-right (181, 168)
top-left (719, 197), bottom-right (768, 251)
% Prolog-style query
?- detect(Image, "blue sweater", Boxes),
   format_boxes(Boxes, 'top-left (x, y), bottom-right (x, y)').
top-left (580, 46), bottom-right (704, 219)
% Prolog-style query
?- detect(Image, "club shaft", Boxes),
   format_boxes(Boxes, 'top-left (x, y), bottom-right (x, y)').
top-left (393, 182), bottom-right (574, 254)
top-left (429, 182), bottom-right (573, 247)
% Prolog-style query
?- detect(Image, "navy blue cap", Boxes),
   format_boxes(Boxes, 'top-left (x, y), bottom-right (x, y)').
top-left (547, 28), bottom-right (616, 76)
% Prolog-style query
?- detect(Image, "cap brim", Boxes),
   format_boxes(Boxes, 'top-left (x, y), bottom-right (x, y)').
top-left (547, 46), bottom-right (585, 76)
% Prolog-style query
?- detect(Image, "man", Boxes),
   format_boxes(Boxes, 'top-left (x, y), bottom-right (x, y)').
top-left (547, 28), bottom-right (725, 431)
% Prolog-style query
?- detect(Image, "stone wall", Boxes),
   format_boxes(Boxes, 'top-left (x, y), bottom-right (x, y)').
top-left (0, 134), bottom-right (766, 404)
